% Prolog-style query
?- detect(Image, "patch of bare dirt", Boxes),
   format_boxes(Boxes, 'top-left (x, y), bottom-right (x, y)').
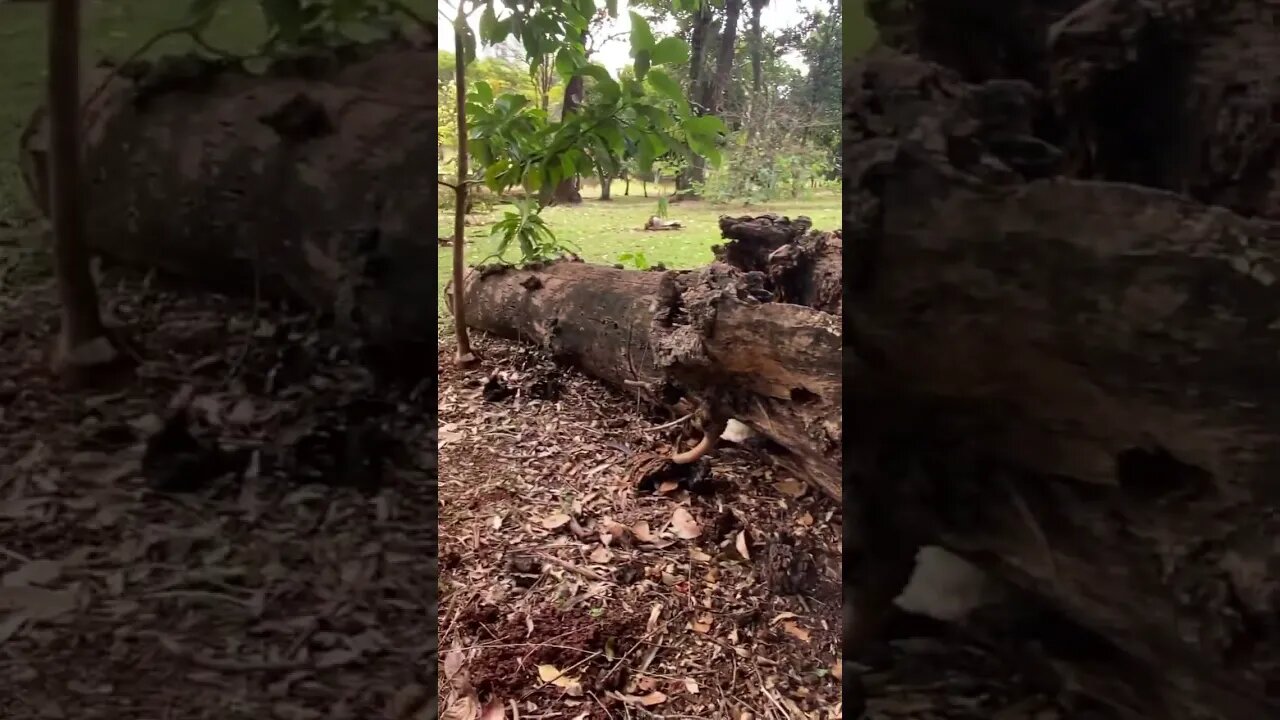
top-left (437, 336), bottom-right (843, 720)
top-left (0, 263), bottom-right (437, 719)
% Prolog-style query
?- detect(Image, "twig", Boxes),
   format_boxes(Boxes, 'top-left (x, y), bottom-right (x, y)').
top-left (144, 589), bottom-right (255, 609)
top-left (0, 546), bottom-right (32, 564)
top-left (640, 412), bottom-right (692, 432)
top-left (81, 25), bottom-right (244, 117)
top-left (536, 552), bottom-right (606, 582)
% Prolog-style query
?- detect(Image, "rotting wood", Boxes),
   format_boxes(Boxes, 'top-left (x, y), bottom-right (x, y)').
top-left (844, 49), bottom-right (1280, 720)
top-left (460, 217), bottom-right (842, 501)
top-left (17, 35), bottom-right (439, 354)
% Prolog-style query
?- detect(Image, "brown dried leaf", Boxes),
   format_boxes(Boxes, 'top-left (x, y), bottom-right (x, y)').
top-left (589, 547), bottom-right (613, 563)
top-left (537, 664), bottom-right (583, 696)
top-left (690, 614), bottom-right (713, 634)
top-left (0, 586), bottom-right (75, 620)
top-left (657, 480), bottom-right (679, 494)
top-left (2, 559), bottom-right (62, 588)
top-left (671, 508), bottom-right (701, 539)
top-left (443, 649), bottom-right (465, 681)
top-left (797, 511), bottom-right (814, 527)
top-left (478, 701), bottom-right (506, 720)
top-left (781, 621), bottom-right (811, 642)
top-left (540, 512), bottom-right (572, 530)
top-left (227, 398), bottom-right (255, 425)
top-left (631, 521), bottom-right (657, 543)
top-left (775, 479), bottom-right (807, 498)
top-left (441, 694), bottom-right (480, 720)
top-left (619, 691), bottom-right (667, 706)
top-left (735, 530), bottom-right (751, 561)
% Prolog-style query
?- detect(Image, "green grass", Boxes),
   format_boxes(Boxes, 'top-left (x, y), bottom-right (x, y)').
top-left (436, 185), bottom-right (841, 322)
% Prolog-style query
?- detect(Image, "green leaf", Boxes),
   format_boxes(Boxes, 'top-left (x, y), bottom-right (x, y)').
top-left (681, 115), bottom-right (725, 139)
top-left (650, 37), bottom-right (689, 66)
top-left (260, 0), bottom-right (303, 41)
top-left (628, 11), bottom-right (655, 56)
top-left (554, 48), bottom-right (577, 80)
top-left (645, 68), bottom-right (688, 115)
top-left (472, 81), bottom-right (494, 105)
top-left (633, 49), bottom-right (650, 82)
top-left (479, 4), bottom-right (506, 44)
top-left (186, 0), bottom-right (223, 30)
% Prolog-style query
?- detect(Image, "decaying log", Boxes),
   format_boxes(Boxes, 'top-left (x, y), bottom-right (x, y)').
top-left (17, 35), bottom-right (438, 350)
top-left (460, 216), bottom-right (842, 500)
top-left (845, 50), bottom-right (1280, 720)
top-left (871, 0), bottom-right (1280, 220)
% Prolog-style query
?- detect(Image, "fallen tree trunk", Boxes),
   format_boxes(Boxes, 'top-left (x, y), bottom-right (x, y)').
top-left (846, 50), bottom-right (1280, 720)
top-left (869, 0), bottom-right (1280, 220)
top-left (18, 34), bottom-right (438, 350)
top-left (460, 217), bottom-right (842, 500)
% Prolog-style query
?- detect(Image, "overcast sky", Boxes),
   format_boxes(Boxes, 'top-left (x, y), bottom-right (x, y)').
top-left (439, 0), bottom-right (827, 73)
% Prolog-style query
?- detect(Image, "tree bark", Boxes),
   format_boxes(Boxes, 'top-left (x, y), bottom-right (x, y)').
top-left (870, 0), bottom-right (1280, 221)
top-left (46, 0), bottom-right (112, 375)
top-left (679, 3), bottom-right (715, 194)
top-left (451, 14), bottom-right (476, 365)
top-left (597, 167), bottom-right (612, 200)
top-left (552, 36), bottom-right (587, 205)
top-left (19, 38), bottom-right (439, 354)
top-left (683, 0), bottom-right (741, 195)
top-left (460, 216), bottom-right (842, 499)
top-left (845, 50), bottom-right (1280, 720)
top-left (745, 0), bottom-right (766, 143)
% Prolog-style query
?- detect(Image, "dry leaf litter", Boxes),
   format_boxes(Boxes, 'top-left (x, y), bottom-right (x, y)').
top-left (0, 266), bottom-right (437, 719)
top-left (438, 334), bottom-right (844, 720)
top-left (440, 334), bottom-right (1101, 720)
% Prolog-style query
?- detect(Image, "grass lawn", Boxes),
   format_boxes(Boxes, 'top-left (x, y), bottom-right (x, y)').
top-left (436, 184), bottom-right (841, 323)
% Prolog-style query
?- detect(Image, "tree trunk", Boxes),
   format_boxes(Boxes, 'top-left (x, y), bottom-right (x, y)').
top-left (19, 39), bottom-right (440, 356)
top-left (552, 49), bottom-right (586, 205)
top-left (745, 0), bottom-right (766, 143)
top-left (870, 0), bottom-right (1280, 220)
top-left (460, 216), bottom-right (841, 499)
top-left (451, 15), bottom-right (476, 365)
top-left (702, 0), bottom-right (742, 118)
top-left (597, 167), bottom-right (612, 200)
top-left (46, 0), bottom-right (114, 378)
top-left (845, 50), bottom-right (1280, 720)
top-left (679, 3), bottom-right (715, 195)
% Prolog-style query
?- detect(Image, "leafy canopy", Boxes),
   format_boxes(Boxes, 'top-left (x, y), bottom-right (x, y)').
top-left (465, 0), bottom-right (726, 196)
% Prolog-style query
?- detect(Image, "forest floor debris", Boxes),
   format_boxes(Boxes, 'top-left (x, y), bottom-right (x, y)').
top-left (437, 334), bottom-right (845, 720)
top-left (437, 335), bottom-right (1078, 719)
top-left (0, 265), bottom-right (438, 719)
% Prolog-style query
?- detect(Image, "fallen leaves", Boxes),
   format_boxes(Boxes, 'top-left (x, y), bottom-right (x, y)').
top-left (2, 558), bottom-right (63, 587)
top-left (436, 336), bottom-right (847, 719)
top-left (613, 690), bottom-right (668, 706)
top-left (781, 621), bottom-right (812, 642)
top-left (670, 507), bottom-right (702, 539)
top-left (537, 664), bottom-right (584, 696)
top-left (735, 530), bottom-right (751, 560)
top-left (539, 512), bottom-right (572, 530)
